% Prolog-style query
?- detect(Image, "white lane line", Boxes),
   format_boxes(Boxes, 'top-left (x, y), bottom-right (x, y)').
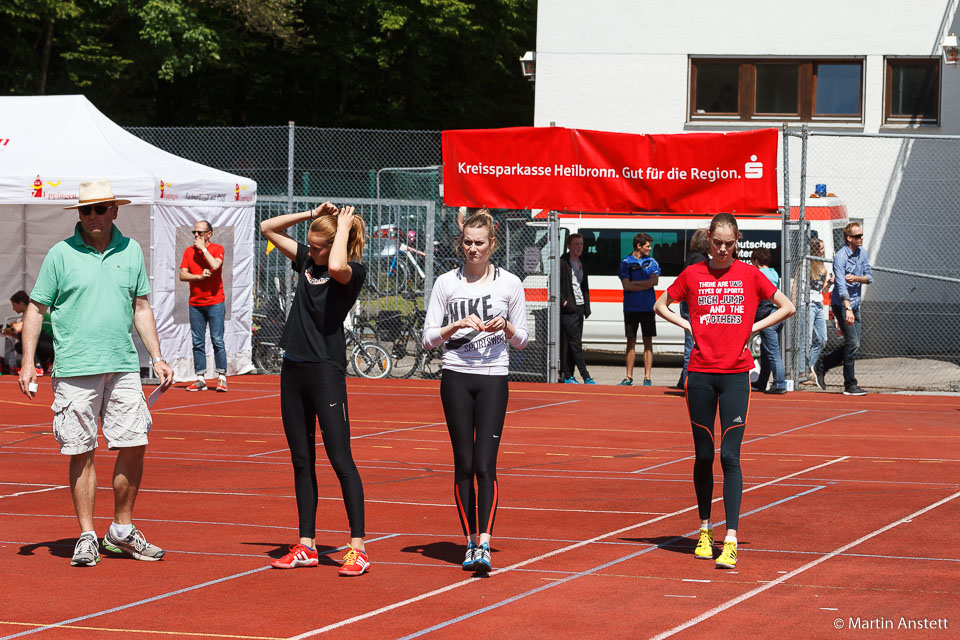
top-left (0, 422), bottom-right (51, 432)
top-left (247, 399), bottom-right (579, 458)
top-left (0, 534), bottom-right (399, 640)
top-left (0, 486), bottom-right (65, 499)
top-left (0, 567), bottom-right (271, 639)
top-left (152, 393), bottom-right (280, 413)
top-left (391, 486), bottom-right (826, 640)
top-left (649, 488), bottom-right (960, 640)
top-left (630, 410), bottom-right (867, 473)
top-left (285, 459), bottom-right (844, 639)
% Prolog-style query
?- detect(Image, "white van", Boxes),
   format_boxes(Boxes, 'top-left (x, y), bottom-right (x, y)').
top-left (547, 200), bottom-right (848, 353)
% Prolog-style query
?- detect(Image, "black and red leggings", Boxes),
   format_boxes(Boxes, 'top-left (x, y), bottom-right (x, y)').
top-left (439, 369), bottom-right (509, 537)
top-left (685, 371), bottom-right (750, 531)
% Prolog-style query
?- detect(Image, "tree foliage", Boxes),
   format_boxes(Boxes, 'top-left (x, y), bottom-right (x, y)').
top-left (0, 0), bottom-right (536, 128)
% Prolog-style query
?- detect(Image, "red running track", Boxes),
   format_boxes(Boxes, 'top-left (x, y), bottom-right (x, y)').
top-left (0, 376), bottom-right (957, 639)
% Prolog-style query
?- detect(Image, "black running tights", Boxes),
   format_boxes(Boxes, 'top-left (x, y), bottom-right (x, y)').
top-left (685, 371), bottom-right (750, 531)
top-left (440, 369), bottom-right (509, 537)
top-left (280, 359), bottom-right (365, 539)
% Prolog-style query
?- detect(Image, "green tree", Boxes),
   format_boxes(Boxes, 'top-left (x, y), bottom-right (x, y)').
top-left (1, 0), bottom-right (536, 128)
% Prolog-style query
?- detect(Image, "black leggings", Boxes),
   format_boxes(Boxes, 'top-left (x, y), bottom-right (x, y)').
top-left (280, 359), bottom-right (365, 539)
top-left (685, 371), bottom-right (750, 531)
top-left (440, 369), bottom-right (509, 537)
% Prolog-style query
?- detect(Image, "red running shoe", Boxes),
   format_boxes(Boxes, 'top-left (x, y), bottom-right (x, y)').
top-left (185, 380), bottom-right (207, 392)
top-left (216, 377), bottom-right (228, 392)
top-left (338, 547), bottom-right (370, 576)
top-left (271, 544), bottom-right (319, 569)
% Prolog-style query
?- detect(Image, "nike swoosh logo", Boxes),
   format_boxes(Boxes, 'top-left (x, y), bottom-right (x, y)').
top-left (329, 403), bottom-right (337, 407)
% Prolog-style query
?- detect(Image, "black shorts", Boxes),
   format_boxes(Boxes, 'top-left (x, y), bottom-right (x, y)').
top-left (624, 311), bottom-right (657, 338)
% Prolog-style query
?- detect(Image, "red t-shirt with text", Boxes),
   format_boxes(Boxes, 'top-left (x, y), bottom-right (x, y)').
top-left (667, 260), bottom-right (777, 373)
top-left (180, 243), bottom-right (225, 306)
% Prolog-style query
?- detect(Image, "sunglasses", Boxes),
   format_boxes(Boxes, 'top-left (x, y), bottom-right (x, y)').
top-left (849, 233), bottom-right (863, 239)
top-left (78, 204), bottom-right (111, 216)
top-left (192, 230), bottom-right (210, 235)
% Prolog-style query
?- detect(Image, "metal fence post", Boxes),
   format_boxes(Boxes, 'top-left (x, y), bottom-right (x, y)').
top-left (284, 121), bottom-right (295, 317)
top-left (548, 209), bottom-right (560, 383)
top-left (789, 125), bottom-right (809, 384)
top-left (424, 200), bottom-right (435, 307)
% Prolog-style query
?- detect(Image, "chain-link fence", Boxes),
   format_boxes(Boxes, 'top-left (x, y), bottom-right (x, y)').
top-left (782, 126), bottom-right (960, 393)
top-left (127, 125), bottom-right (557, 382)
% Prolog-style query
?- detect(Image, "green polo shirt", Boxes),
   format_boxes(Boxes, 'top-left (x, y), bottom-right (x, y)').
top-left (30, 223), bottom-right (150, 378)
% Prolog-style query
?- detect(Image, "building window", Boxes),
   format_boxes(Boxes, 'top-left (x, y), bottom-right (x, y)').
top-left (690, 58), bottom-right (863, 122)
top-left (885, 58), bottom-right (939, 124)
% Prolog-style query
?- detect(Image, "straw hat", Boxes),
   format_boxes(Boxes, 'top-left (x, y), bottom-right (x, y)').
top-left (63, 179), bottom-right (131, 209)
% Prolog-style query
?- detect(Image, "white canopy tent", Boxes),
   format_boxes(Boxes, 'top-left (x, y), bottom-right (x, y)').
top-left (0, 95), bottom-right (258, 380)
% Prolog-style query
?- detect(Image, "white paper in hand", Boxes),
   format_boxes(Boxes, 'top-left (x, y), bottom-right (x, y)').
top-left (147, 386), bottom-right (166, 408)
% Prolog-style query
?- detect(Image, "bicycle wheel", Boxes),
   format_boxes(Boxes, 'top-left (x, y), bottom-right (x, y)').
top-left (253, 341), bottom-right (283, 374)
top-left (388, 324), bottom-right (422, 378)
top-left (350, 342), bottom-right (392, 379)
top-left (418, 346), bottom-right (443, 379)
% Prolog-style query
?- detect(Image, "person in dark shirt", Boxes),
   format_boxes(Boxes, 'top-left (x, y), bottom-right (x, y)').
top-left (259, 202), bottom-right (372, 577)
top-left (559, 233), bottom-right (594, 384)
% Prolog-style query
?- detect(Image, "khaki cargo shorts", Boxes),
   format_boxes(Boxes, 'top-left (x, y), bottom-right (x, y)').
top-left (50, 372), bottom-right (152, 455)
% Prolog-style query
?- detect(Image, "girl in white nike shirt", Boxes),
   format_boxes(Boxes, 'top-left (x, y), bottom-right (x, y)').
top-left (422, 209), bottom-right (529, 573)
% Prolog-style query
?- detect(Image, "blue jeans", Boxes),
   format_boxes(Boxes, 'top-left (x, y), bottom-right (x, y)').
top-left (678, 301), bottom-right (694, 387)
top-left (806, 302), bottom-right (826, 370)
top-left (819, 305), bottom-right (861, 388)
top-left (189, 302), bottom-right (226, 375)
top-left (755, 302), bottom-right (785, 390)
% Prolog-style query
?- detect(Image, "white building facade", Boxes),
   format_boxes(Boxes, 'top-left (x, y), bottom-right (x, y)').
top-left (532, 0), bottom-right (960, 364)
top-left (534, 0), bottom-right (959, 135)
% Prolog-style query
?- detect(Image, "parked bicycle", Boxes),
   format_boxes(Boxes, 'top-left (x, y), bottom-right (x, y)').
top-left (251, 312), bottom-right (284, 374)
top-left (369, 292), bottom-right (441, 379)
top-left (253, 311), bottom-right (391, 379)
top-left (345, 319), bottom-right (392, 379)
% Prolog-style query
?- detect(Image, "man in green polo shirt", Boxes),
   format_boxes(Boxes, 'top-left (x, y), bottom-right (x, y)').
top-left (18, 179), bottom-right (174, 568)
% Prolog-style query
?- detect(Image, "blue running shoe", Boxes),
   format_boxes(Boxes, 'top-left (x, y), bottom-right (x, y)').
top-left (618, 377), bottom-right (633, 386)
top-left (642, 377), bottom-right (653, 386)
top-left (462, 542), bottom-right (477, 571)
top-left (474, 542), bottom-right (491, 573)
top-left (563, 377), bottom-right (579, 384)
top-left (584, 378), bottom-right (597, 384)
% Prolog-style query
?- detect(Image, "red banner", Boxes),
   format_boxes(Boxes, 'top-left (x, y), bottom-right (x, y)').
top-left (442, 127), bottom-right (778, 214)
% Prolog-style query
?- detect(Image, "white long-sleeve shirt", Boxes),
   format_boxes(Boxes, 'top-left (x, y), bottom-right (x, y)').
top-left (421, 266), bottom-right (529, 375)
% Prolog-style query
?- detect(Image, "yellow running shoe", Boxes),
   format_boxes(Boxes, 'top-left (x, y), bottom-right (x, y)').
top-left (694, 528), bottom-right (714, 559)
top-left (715, 540), bottom-right (737, 569)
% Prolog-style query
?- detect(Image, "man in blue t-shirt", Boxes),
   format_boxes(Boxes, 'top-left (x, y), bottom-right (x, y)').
top-left (618, 232), bottom-right (660, 386)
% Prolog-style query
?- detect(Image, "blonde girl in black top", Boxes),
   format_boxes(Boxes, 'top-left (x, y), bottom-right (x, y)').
top-left (259, 202), bottom-right (371, 576)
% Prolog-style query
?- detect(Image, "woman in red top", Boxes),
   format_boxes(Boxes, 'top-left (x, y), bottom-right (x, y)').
top-left (654, 213), bottom-right (794, 569)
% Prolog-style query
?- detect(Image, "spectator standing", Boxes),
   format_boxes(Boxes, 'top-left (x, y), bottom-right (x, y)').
top-left (750, 247), bottom-right (787, 394)
top-left (676, 230), bottom-right (710, 389)
top-left (619, 232), bottom-right (660, 386)
top-left (801, 237), bottom-right (832, 385)
top-left (18, 179), bottom-right (174, 567)
top-left (814, 223), bottom-right (873, 395)
top-left (179, 221), bottom-right (227, 392)
top-left (559, 233), bottom-right (594, 384)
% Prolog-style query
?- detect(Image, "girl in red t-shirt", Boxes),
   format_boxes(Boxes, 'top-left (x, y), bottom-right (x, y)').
top-left (654, 213), bottom-right (794, 569)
